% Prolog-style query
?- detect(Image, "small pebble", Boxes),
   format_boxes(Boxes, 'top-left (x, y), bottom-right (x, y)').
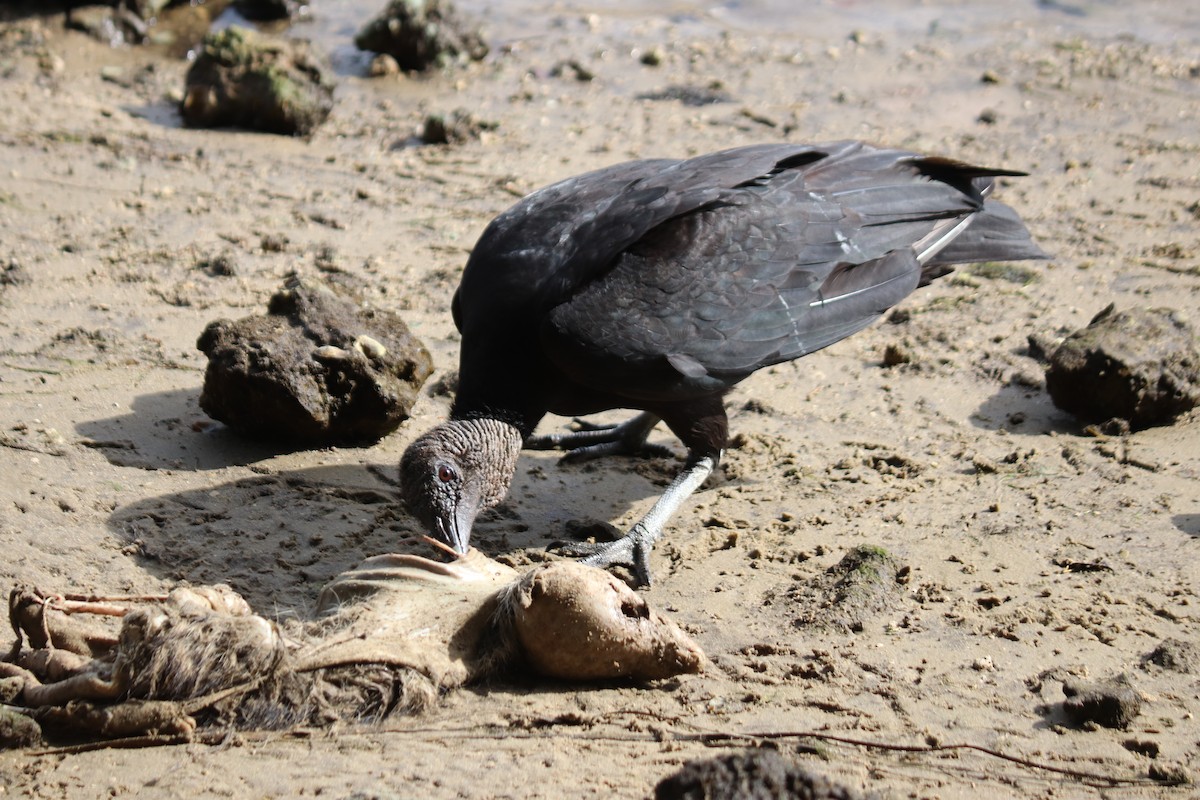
top-left (314, 345), bottom-right (351, 361)
top-left (882, 342), bottom-right (913, 367)
top-left (368, 53), bottom-right (401, 77)
top-left (355, 335), bottom-right (387, 359)
top-left (639, 46), bottom-right (663, 66)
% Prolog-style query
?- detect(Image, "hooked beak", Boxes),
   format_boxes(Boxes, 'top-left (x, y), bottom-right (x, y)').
top-left (435, 503), bottom-right (478, 556)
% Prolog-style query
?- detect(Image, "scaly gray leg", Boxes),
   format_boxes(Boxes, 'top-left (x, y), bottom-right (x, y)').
top-left (557, 453), bottom-right (719, 586)
top-left (524, 411), bottom-right (674, 463)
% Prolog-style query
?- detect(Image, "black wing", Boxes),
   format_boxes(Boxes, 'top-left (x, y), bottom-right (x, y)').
top-left (540, 143), bottom-right (1040, 402)
top-left (452, 142), bottom-right (848, 339)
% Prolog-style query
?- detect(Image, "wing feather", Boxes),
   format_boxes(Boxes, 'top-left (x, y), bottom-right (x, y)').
top-left (539, 145), bottom-right (1036, 401)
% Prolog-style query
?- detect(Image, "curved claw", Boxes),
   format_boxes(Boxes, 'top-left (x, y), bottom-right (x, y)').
top-left (554, 524), bottom-right (655, 587)
top-left (565, 417), bottom-right (619, 433)
top-left (558, 440), bottom-right (676, 465)
top-left (547, 454), bottom-right (718, 588)
top-left (524, 412), bottom-right (670, 464)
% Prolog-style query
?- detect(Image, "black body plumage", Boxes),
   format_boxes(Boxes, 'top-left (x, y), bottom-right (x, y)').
top-left (401, 140), bottom-right (1045, 583)
top-left (450, 140), bottom-right (1042, 430)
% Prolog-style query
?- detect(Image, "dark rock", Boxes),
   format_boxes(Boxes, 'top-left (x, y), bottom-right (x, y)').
top-left (1045, 305), bottom-right (1200, 429)
top-left (638, 83), bottom-right (734, 106)
top-left (197, 250), bottom-right (239, 277)
top-left (1123, 739), bottom-right (1160, 758)
top-left (1148, 762), bottom-right (1192, 786)
top-left (655, 750), bottom-right (874, 800)
top-left (549, 59), bottom-right (595, 81)
top-left (181, 26), bottom-right (334, 136)
top-left (354, 0), bottom-right (487, 72)
top-left (197, 277), bottom-right (433, 445)
top-left (881, 341), bottom-right (913, 367)
top-left (233, 0), bottom-right (308, 22)
top-left (1062, 676), bottom-right (1142, 730)
top-left (424, 369), bottom-right (458, 398)
top-left (420, 109), bottom-right (496, 145)
top-left (640, 47), bottom-right (664, 67)
top-left (1, 258), bottom-right (31, 287)
top-left (260, 232), bottom-right (289, 253)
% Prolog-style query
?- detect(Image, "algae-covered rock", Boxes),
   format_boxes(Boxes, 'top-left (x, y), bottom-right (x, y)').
top-left (355, 0), bottom-right (487, 72)
top-left (1046, 304), bottom-right (1200, 429)
top-left (181, 26), bottom-right (334, 136)
top-left (791, 545), bottom-right (908, 633)
top-left (197, 277), bottom-right (433, 445)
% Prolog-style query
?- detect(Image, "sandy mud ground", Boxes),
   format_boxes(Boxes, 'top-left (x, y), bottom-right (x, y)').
top-left (1, 1), bottom-right (1198, 797)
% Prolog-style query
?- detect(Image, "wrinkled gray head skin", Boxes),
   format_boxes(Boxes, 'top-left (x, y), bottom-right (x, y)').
top-left (399, 418), bottom-right (523, 554)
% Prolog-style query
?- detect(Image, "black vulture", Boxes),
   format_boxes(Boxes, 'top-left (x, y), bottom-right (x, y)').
top-left (400, 140), bottom-right (1046, 585)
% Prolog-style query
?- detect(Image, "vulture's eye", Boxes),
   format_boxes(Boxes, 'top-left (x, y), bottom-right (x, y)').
top-left (437, 464), bottom-right (458, 484)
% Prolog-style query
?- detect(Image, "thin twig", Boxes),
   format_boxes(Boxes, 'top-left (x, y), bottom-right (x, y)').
top-left (57, 592), bottom-right (168, 605)
top-left (676, 728), bottom-right (1165, 788)
top-left (26, 733), bottom-right (195, 756)
top-left (1, 362), bottom-right (62, 376)
top-left (421, 535), bottom-right (463, 560)
top-left (358, 712), bottom-right (1176, 789)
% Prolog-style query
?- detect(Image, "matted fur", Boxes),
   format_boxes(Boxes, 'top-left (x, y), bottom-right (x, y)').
top-left (4, 552), bottom-right (702, 742)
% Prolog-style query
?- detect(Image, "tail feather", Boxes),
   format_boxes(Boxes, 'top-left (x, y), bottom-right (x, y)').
top-left (927, 201), bottom-right (1048, 268)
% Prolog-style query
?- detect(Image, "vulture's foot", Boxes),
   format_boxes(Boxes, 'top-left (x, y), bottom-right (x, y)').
top-left (552, 453), bottom-right (718, 588)
top-left (556, 523), bottom-right (657, 587)
top-left (525, 411), bottom-right (673, 464)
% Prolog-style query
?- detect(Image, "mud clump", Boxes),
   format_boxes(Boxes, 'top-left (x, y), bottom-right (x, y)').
top-left (792, 545), bottom-right (908, 633)
top-left (197, 277), bottom-right (433, 445)
top-left (421, 109), bottom-right (497, 145)
top-left (503, 561), bottom-right (705, 681)
top-left (1045, 305), bottom-right (1200, 430)
top-left (181, 26), bottom-right (334, 136)
top-left (655, 750), bottom-right (876, 800)
top-left (1062, 676), bottom-right (1142, 730)
top-left (1142, 638), bottom-right (1200, 674)
top-left (355, 0), bottom-right (488, 72)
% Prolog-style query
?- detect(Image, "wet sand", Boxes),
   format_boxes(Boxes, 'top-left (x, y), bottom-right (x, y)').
top-left (1, 1), bottom-right (1198, 797)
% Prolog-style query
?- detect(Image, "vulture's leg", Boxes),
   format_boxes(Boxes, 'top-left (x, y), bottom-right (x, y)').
top-left (556, 453), bottom-right (719, 587)
top-left (555, 398), bottom-right (728, 586)
top-left (524, 411), bottom-right (674, 462)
